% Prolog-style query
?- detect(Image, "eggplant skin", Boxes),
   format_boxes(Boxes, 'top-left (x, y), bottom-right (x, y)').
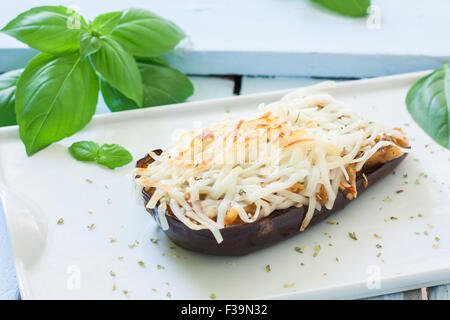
top-left (137, 152), bottom-right (407, 256)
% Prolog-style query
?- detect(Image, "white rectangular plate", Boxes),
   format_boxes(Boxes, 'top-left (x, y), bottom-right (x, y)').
top-left (1, 71), bottom-right (449, 300)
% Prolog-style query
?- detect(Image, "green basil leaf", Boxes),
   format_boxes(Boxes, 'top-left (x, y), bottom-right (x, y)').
top-left (91, 11), bottom-right (122, 35)
top-left (108, 8), bottom-right (185, 57)
top-left (68, 141), bottom-right (100, 162)
top-left (97, 144), bottom-right (133, 169)
top-left (101, 58), bottom-right (193, 112)
top-left (79, 33), bottom-right (102, 59)
top-left (0, 69), bottom-right (23, 127)
top-left (406, 64), bottom-right (450, 149)
top-left (143, 56), bottom-right (170, 67)
top-left (311, 0), bottom-right (371, 17)
top-left (15, 52), bottom-right (99, 155)
top-left (91, 37), bottom-right (143, 106)
top-left (1, 6), bottom-right (87, 55)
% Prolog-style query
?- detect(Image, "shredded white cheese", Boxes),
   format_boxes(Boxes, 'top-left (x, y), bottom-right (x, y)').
top-left (135, 82), bottom-right (409, 242)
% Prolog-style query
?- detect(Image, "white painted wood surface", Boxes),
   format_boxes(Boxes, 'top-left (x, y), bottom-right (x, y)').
top-left (0, 0), bottom-right (449, 76)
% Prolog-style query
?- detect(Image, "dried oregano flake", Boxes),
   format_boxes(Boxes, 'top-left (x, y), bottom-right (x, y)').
top-left (313, 245), bottom-right (321, 257)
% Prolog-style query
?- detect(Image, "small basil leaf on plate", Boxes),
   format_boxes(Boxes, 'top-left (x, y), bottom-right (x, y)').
top-left (101, 57), bottom-right (193, 112)
top-left (1, 6), bottom-right (87, 55)
top-left (0, 69), bottom-right (23, 127)
top-left (68, 141), bottom-right (100, 162)
top-left (97, 144), bottom-right (133, 169)
top-left (108, 8), bottom-right (185, 57)
top-left (311, 0), bottom-right (371, 17)
top-left (90, 37), bottom-right (143, 106)
top-left (79, 33), bottom-right (102, 59)
top-left (406, 64), bottom-right (450, 149)
top-left (15, 52), bottom-right (99, 156)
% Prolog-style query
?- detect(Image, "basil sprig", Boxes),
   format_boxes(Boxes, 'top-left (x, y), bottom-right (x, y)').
top-left (2, 6), bottom-right (87, 55)
top-left (69, 141), bottom-right (133, 169)
top-left (406, 64), bottom-right (450, 149)
top-left (0, 6), bottom-right (193, 156)
top-left (311, 0), bottom-right (371, 17)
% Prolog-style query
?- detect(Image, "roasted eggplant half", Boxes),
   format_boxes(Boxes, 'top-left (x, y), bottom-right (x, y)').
top-left (134, 84), bottom-right (410, 256)
top-left (137, 151), bottom-right (407, 256)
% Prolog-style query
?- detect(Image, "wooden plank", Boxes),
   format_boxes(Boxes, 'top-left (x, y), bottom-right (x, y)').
top-left (421, 288), bottom-right (428, 300)
top-left (428, 285), bottom-right (450, 300)
top-left (188, 76), bottom-right (237, 101)
top-left (0, 0), bottom-right (448, 77)
top-left (403, 289), bottom-right (424, 300)
top-left (1, 0), bottom-right (449, 56)
top-left (164, 51), bottom-right (444, 78)
top-left (2, 49), bottom-right (444, 79)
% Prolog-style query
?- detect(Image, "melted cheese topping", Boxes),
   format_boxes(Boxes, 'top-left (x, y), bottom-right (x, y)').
top-left (135, 82), bottom-right (409, 243)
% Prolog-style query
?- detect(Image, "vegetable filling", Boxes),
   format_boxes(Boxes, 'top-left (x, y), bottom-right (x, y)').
top-left (135, 82), bottom-right (409, 243)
